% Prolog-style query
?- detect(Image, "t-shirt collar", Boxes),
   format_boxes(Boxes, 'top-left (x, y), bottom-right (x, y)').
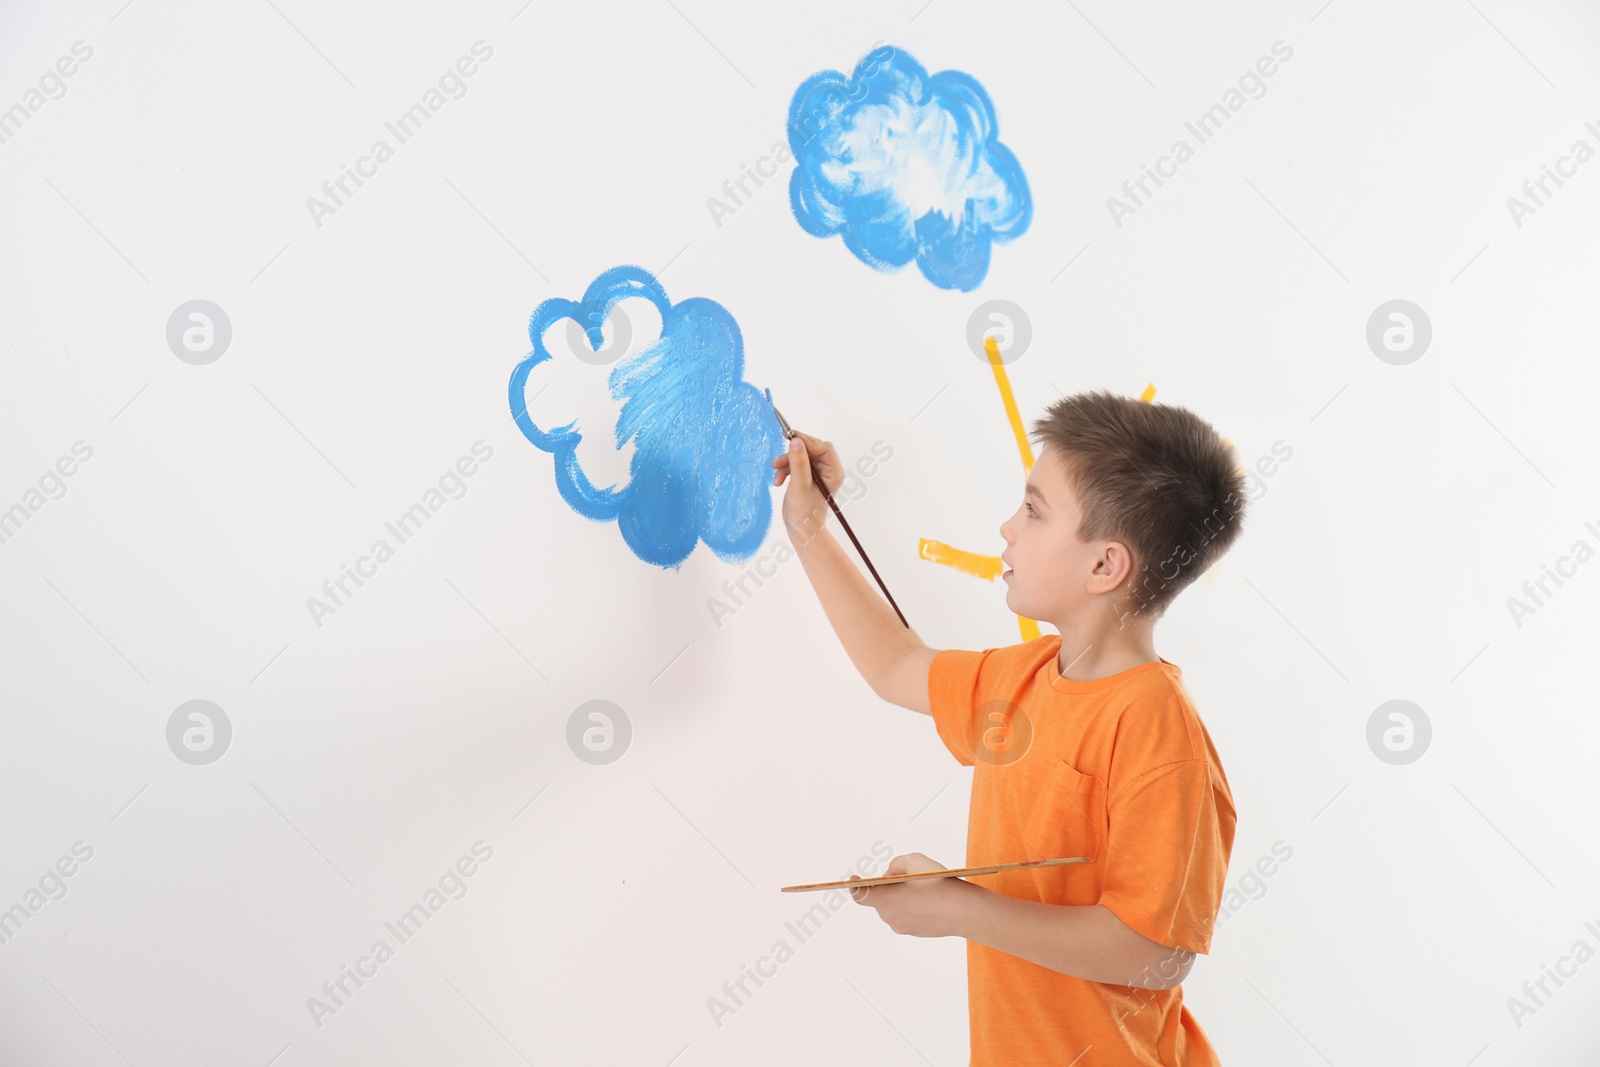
top-left (1044, 636), bottom-right (1178, 693)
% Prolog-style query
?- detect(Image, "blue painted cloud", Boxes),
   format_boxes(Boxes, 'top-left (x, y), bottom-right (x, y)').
top-left (787, 45), bottom-right (1032, 292)
top-left (509, 266), bottom-right (786, 570)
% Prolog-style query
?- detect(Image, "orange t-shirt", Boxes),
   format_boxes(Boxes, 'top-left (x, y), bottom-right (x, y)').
top-left (927, 634), bottom-right (1236, 1066)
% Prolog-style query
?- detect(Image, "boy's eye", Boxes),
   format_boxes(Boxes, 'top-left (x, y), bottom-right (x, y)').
top-left (1025, 501), bottom-right (1037, 517)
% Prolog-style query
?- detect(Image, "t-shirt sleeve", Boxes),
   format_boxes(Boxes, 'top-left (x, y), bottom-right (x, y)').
top-left (1097, 758), bottom-right (1233, 955)
top-left (926, 648), bottom-right (989, 767)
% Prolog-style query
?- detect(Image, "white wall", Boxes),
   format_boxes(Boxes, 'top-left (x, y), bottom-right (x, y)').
top-left (1, 0), bottom-right (1597, 1063)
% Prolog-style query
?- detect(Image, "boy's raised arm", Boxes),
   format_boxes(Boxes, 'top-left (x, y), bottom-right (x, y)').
top-left (876, 643), bottom-right (939, 715)
top-left (773, 431), bottom-right (934, 711)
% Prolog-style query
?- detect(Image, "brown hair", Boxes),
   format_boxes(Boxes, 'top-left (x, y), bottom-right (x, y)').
top-left (1029, 389), bottom-right (1249, 618)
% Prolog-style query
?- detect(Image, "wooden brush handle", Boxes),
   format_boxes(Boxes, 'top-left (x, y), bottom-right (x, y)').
top-left (781, 856), bottom-right (1089, 893)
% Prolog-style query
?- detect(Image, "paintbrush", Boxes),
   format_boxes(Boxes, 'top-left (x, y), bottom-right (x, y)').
top-left (781, 856), bottom-right (1091, 893)
top-left (766, 388), bottom-right (909, 629)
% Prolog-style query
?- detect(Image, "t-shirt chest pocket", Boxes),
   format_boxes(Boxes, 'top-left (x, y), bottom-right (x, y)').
top-left (1020, 757), bottom-right (1108, 867)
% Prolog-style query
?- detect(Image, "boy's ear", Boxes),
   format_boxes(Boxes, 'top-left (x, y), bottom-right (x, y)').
top-left (1088, 541), bottom-right (1136, 592)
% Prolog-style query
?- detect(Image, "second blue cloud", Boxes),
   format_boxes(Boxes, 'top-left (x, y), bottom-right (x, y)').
top-left (787, 45), bottom-right (1032, 292)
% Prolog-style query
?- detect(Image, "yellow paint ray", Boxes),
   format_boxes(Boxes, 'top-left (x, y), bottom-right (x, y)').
top-left (919, 538), bottom-right (1005, 580)
top-left (985, 335), bottom-right (1035, 472)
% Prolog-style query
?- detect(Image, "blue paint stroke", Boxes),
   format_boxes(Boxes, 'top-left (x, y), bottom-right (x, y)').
top-left (508, 265), bottom-right (786, 570)
top-left (787, 45), bottom-right (1031, 292)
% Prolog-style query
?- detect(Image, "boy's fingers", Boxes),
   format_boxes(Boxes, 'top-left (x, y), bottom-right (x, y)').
top-left (800, 434), bottom-right (837, 471)
top-left (789, 438), bottom-right (811, 485)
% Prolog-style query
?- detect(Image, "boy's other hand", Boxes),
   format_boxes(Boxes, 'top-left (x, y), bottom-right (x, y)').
top-left (848, 852), bottom-right (978, 939)
top-left (772, 431), bottom-right (843, 533)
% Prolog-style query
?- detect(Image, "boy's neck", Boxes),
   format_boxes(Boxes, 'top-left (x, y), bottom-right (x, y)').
top-left (1051, 611), bottom-right (1160, 681)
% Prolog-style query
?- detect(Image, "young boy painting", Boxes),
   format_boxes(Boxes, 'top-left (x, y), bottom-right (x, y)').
top-left (771, 389), bottom-right (1249, 1065)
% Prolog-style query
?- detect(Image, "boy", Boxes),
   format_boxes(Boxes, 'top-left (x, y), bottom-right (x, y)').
top-left (770, 389), bottom-right (1248, 1065)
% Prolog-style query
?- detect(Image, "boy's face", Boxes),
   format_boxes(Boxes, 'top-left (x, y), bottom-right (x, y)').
top-left (998, 446), bottom-right (1121, 625)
